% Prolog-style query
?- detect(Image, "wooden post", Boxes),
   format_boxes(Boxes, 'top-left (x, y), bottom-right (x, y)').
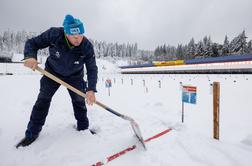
top-left (213, 82), bottom-right (220, 140)
top-left (180, 82), bottom-right (184, 123)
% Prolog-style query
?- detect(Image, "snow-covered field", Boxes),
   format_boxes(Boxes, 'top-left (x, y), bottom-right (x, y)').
top-left (0, 59), bottom-right (252, 166)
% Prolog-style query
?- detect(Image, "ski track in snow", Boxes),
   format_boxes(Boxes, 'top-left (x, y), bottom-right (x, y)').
top-left (1, 60), bottom-right (252, 166)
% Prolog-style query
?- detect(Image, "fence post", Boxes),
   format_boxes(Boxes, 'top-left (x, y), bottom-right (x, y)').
top-left (158, 80), bottom-right (161, 88)
top-left (213, 82), bottom-right (220, 140)
top-left (182, 101), bottom-right (184, 123)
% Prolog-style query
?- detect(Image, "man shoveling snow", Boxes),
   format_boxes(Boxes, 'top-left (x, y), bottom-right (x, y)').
top-left (16, 14), bottom-right (98, 148)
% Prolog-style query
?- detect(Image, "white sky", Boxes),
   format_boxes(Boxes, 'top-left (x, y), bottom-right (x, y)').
top-left (0, 0), bottom-right (252, 50)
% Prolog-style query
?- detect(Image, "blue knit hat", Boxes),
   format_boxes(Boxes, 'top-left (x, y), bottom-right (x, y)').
top-left (63, 14), bottom-right (85, 35)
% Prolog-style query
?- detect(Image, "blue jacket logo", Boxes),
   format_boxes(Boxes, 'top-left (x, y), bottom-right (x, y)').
top-left (55, 51), bottom-right (60, 58)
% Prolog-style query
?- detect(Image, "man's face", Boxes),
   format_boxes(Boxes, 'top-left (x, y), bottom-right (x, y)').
top-left (66, 34), bottom-right (84, 46)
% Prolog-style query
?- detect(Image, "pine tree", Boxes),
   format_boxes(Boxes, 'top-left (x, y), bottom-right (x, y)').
top-left (0, 34), bottom-right (3, 51)
top-left (202, 36), bottom-right (213, 57)
top-left (229, 30), bottom-right (248, 54)
top-left (222, 35), bottom-right (229, 56)
top-left (211, 43), bottom-right (221, 57)
top-left (176, 44), bottom-right (184, 60)
top-left (248, 40), bottom-right (252, 54)
top-left (195, 41), bottom-right (204, 58)
top-left (154, 46), bottom-right (160, 60)
top-left (187, 38), bottom-right (195, 59)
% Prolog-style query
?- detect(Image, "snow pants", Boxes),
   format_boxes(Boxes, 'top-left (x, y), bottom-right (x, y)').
top-left (25, 74), bottom-right (88, 139)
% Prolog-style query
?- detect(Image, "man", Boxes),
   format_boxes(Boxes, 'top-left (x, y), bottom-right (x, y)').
top-left (16, 14), bottom-right (98, 148)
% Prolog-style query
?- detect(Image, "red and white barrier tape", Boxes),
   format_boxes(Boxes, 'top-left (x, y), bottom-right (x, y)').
top-left (91, 128), bottom-right (172, 166)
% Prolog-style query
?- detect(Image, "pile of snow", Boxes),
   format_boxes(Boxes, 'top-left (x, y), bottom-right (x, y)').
top-left (242, 134), bottom-right (252, 146)
top-left (96, 58), bottom-right (120, 74)
top-left (96, 57), bottom-right (130, 74)
top-left (11, 53), bottom-right (23, 62)
top-left (0, 59), bottom-right (252, 166)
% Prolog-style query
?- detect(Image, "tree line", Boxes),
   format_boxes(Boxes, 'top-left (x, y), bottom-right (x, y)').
top-left (0, 30), bottom-right (145, 62)
top-left (153, 31), bottom-right (252, 61)
top-left (0, 29), bottom-right (251, 63)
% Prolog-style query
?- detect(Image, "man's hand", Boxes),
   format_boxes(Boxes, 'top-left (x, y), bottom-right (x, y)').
top-left (86, 91), bottom-right (96, 106)
top-left (24, 58), bottom-right (38, 71)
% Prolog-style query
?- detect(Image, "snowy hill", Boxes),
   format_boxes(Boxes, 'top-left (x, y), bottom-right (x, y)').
top-left (0, 58), bottom-right (252, 166)
top-left (96, 58), bottom-right (121, 74)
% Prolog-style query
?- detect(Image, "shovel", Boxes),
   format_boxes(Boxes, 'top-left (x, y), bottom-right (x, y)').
top-left (35, 66), bottom-right (146, 149)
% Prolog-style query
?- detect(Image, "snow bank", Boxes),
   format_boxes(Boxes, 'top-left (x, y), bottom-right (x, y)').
top-left (0, 58), bottom-right (252, 166)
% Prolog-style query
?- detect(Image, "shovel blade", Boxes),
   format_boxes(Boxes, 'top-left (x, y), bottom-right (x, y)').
top-left (130, 120), bottom-right (146, 150)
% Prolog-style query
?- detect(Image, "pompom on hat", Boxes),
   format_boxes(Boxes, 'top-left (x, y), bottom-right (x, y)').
top-left (63, 14), bottom-right (84, 35)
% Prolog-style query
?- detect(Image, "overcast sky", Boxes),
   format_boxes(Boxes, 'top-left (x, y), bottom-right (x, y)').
top-left (1, 0), bottom-right (252, 50)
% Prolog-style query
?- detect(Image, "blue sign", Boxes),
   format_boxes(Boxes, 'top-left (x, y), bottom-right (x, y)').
top-left (105, 79), bottom-right (112, 88)
top-left (182, 86), bottom-right (197, 104)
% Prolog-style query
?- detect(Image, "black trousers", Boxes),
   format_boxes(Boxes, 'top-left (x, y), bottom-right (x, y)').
top-left (25, 74), bottom-right (88, 139)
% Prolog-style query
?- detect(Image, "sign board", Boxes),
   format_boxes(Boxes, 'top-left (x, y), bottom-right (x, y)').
top-left (182, 86), bottom-right (197, 104)
top-left (105, 79), bottom-right (112, 88)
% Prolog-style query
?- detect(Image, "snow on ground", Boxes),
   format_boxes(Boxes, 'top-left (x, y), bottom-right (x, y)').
top-left (0, 59), bottom-right (252, 166)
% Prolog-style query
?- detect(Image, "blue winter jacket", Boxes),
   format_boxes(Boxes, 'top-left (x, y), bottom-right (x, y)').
top-left (24, 27), bottom-right (98, 92)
